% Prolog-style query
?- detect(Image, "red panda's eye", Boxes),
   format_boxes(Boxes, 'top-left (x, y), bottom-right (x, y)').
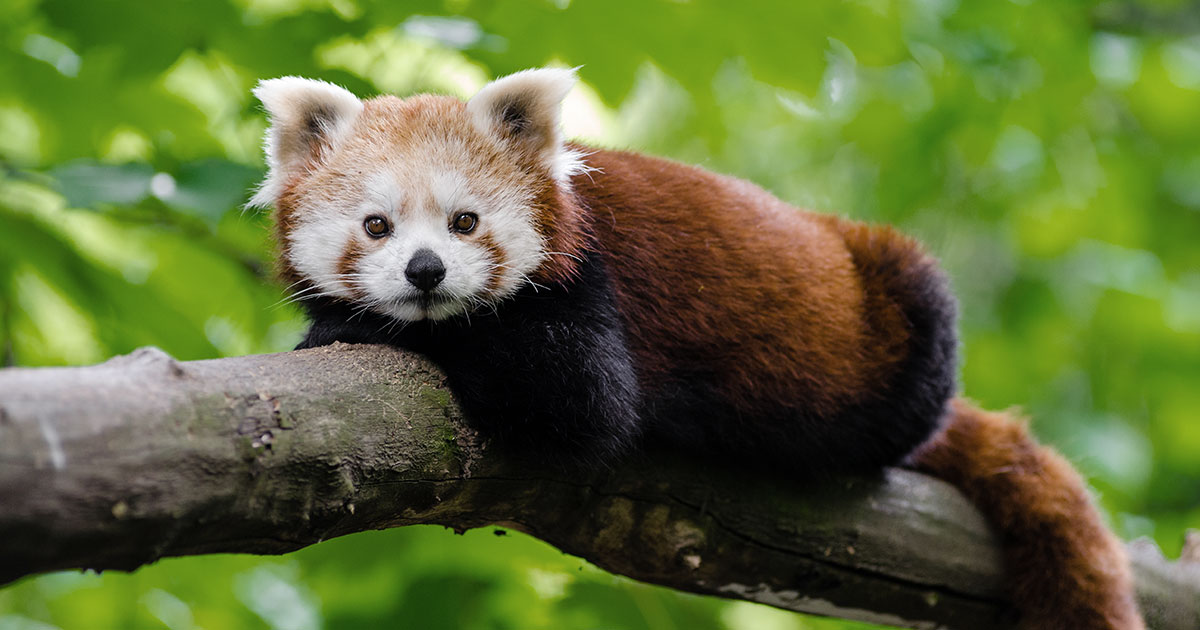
top-left (364, 216), bottom-right (389, 238)
top-left (452, 212), bottom-right (478, 234)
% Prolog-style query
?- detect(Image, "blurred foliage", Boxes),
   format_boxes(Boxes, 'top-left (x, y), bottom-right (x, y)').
top-left (1, 0), bottom-right (1198, 628)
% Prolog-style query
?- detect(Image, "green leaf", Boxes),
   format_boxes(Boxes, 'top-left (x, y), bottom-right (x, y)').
top-left (47, 161), bottom-right (153, 207)
top-left (161, 159), bottom-right (263, 224)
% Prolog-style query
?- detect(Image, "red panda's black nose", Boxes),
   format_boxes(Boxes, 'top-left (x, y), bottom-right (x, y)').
top-left (405, 248), bottom-right (446, 292)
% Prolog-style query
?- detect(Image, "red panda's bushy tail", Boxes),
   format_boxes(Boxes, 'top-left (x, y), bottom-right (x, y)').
top-left (910, 398), bottom-right (1144, 630)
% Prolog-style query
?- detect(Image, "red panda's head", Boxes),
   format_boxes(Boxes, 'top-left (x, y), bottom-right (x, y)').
top-left (250, 69), bottom-right (590, 322)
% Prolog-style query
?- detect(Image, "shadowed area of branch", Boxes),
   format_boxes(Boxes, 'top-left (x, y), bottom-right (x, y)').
top-left (0, 344), bottom-right (1196, 629)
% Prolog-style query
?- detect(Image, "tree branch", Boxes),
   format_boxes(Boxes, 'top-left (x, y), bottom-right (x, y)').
top-left (0, 345), bottom-right (1196, 629)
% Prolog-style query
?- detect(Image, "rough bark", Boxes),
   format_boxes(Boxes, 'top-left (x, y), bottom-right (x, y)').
top-left (0, 344), bottom-right (1196, 629)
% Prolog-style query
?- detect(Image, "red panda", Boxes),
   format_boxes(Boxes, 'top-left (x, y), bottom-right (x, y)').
top-left (250, 68), bottom-right (1143, 629)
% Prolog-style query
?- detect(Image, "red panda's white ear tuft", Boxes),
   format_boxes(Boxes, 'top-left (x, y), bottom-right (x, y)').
top-left (467, 67), bottom-right (579, 182)
top-left (248, 77), bottom-right (363, 208)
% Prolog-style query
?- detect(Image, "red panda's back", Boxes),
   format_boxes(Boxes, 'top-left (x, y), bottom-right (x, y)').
top-left (575, 149), bottom-right (920, 422)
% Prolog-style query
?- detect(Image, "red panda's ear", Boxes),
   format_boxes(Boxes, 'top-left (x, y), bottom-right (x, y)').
top-left (248, 77), bottom-right (362, 208)
top-left (467, 68), bottom-right (576, 175)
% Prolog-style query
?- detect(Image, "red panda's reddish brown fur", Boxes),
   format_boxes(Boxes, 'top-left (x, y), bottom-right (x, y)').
top-left (570, 149), bottom-right (919, 418)
top-left (914, 401), bottom-right (1143, 630)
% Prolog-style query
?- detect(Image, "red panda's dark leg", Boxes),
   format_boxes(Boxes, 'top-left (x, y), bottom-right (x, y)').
top-left (405, 251), bottom-right (642, 469)
top-left (910, 399), bottom-right (1144, 630)
top-left (296, 299), bottom-right (401, 350)
top-left (296, 254), bottom-right (642, 469)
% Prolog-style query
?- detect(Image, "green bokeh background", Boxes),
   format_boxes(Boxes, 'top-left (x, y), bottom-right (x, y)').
top-left (1, 1), bottom-right (1197, 628)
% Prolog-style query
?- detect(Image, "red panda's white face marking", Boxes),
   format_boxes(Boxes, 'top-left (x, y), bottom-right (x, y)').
top-left (251, 68), bottom-right (584, 322)
top-left (288, 159), bottom-right (546, 322)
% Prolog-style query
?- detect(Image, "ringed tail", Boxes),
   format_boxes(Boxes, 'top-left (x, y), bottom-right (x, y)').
top-left (911, 398), bottom-right (1144, 630)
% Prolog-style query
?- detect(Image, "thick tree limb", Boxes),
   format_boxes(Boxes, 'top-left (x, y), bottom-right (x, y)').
top-left (0, 345), bottom-right (1196, 629)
